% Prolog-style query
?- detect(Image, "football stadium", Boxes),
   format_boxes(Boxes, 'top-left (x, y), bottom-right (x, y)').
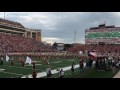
top-left (0, 16), bottom-right (120, 78)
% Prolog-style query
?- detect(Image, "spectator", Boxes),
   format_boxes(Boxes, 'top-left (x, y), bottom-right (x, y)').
top-left (71, 62), bottom-right (75, 75)
top-left (57, 68), bottom-right (61, 77)
top-left (32, 70), bottom-right (37, 78)
top-left (79, 60), bottom-right (84, 72)
top-left (59, 69), bottom-right (64, 78)
top-left (46, 66), bottom-right (52, 78)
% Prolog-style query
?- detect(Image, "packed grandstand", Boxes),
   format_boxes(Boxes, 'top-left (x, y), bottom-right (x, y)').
top-left (0, 18), bottom-right (57, 55)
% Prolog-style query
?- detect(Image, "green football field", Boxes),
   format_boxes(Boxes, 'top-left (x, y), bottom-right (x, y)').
top-left (0, 56), bottom-right (119, 78)
top-left (0, 56), bottom-right (80, 78)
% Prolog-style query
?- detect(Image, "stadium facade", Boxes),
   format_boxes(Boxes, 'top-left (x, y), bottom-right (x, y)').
top-left (85, 24), bottom-right (120, 45)
top-left (0, 18), bottom-right (41, 42)
top-left (56, 43), bottom-right (64, 50)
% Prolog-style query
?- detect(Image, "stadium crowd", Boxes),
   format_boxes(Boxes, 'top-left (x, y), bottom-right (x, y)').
top-left (0, 32), bottom-right (55, 53)
top-left (86, 44), bottom-right (120, 54)
top-left (67, 45), bottom-right (85, 52)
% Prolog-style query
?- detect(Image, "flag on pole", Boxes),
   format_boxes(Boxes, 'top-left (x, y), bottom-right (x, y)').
top-left (25, 56), bottom-right (32, 65)
top-left (47, 60), bottom-right (50, 65)
top-left (6, 55), bottom-right (10, 62)
top-left (88, 51), bottom-right (97, 60)
top-left (90, 52), bottom-right (97, 57)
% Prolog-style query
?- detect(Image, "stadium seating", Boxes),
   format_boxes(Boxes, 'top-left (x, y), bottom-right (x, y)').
top-left (85, 44), bottom-right (120, 54)
top-left (66, 45), bottom-right (85, 52)
top-left (0, 32), bottom-right (55, 53)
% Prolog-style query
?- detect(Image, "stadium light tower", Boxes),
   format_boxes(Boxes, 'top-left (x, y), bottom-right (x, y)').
top-left (74, 30), bottom-right (76, 44)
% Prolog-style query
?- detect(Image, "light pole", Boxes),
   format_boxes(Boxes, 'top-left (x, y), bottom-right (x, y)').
top-left (74, 30), bottom-right (76, 44)
top-left (74, 23), bottom-right (79, 44)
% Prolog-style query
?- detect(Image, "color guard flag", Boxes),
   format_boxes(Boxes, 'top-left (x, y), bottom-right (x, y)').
top-left (6, 55), bottom-right (10, 62)
top-left (47, 60), bottom-right (50, 65)
top-left (25, 56), bottom-right (32, 65)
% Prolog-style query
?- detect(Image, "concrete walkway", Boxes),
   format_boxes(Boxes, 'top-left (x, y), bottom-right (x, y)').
top-left (22, 64), bottom-right (81, 78)
top-left (113, 71), bottom-right (120, 78)
top-left (22, 61), bottom-right (95, 78)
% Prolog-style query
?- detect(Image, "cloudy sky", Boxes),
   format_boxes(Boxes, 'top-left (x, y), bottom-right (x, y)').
top-left (0, 12), bottom-right (120, 44)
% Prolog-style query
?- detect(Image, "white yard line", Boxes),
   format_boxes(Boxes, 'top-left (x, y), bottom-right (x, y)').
top-left (36, 61), bottom-right (41, 62)
top-left (51, 61), bottom-right (62, 63)
top-left (1, 71), bottom-right (23, 75)
top-left (25, 64), bottom-right (41, 66)
top-left (0, 69), bottom-right (5, 72)
top-left (3, 65), bottom-right (41, 70)
top-left (22, 65), bottom-right (79, 78)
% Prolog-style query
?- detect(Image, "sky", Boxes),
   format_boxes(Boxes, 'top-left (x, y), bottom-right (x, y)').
top-left (0, 12), bottom-right (120, 44)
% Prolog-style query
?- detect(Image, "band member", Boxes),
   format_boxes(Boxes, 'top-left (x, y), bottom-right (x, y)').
top-left (79, 59), bottom-right (84, 72)
top-left (18, 57), bottom-right (22, 63)
top-left (32, 70), bottom-right (37, 78)
top-left (21, 60), bottom-right (25, 68)
top-left (0, 56), bottom-right (3, 65)
top-left (57, 68), bottom-right (61, 77)
top-left (95, 59), bottom-right (99, 70)
top-left (1, 58), bottom-right (3, 65)
top-left (0, 57), bottom-right (1, 65)
top-left (32, 60), bottom-right (36, 70)
top-left (46, 66), bottom-right (50, 78)
top-left (59, 69), bottom-right (64, 78)
top-left (42, 57), bottom-right (47, 64)
top-left (71, 62), bottom-right (75, 75)
top-left (10, 58), bottom-right (14, 66)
